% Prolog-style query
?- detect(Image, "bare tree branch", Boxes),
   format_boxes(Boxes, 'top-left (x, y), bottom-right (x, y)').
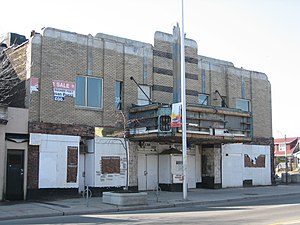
top-left (0, 49), bottom-right (24, 106)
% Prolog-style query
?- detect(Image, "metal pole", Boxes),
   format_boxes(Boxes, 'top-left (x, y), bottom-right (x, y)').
top-left (284, 134), bottom-right (288, 184)
top-left (86, 186), bottom-right (89, 207)
top-left (130, 76), bottom-right (152, 103)
top-left (121, 111), bottom-right (129, 191)
top-left (180, 0), bottom-right (188, 200)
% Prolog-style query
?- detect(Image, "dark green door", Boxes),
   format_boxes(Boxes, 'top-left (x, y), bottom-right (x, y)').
top-left (6, 150), bottom-right (24, 200)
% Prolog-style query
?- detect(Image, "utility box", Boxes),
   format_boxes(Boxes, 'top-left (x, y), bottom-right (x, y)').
top-left (159, 153), bottom-right (196, 191)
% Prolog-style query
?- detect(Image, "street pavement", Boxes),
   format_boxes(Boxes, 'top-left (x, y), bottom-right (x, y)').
top-left (0, 184), bottom-right (300, 221)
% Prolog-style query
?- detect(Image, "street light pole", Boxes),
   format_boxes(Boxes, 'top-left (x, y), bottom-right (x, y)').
top-left (180, 0), bottom-right (188, 200)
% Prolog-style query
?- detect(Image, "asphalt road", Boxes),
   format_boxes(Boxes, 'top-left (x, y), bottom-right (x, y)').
top-left (1, 194), bottom-right (300, 225)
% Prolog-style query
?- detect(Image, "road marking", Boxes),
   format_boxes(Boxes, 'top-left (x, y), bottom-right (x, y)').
top-left (269, 219), bottom-right (300, 225)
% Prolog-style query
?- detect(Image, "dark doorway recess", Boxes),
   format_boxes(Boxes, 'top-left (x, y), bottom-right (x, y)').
top-left (6, 149), bottom-right (24, 200)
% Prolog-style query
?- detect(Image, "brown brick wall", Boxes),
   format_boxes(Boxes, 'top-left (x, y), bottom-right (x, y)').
top-left (28, 29), bottom-right (151, 130)
top-left (28, 41), bottom-right (42, 120)
top-left (251, 74), bottom-right (272, 137)
top-left (153, 31), bottom-right (272, 139)
top-left (27, 27), bottom-right (272, 142)
top-left (27, 145), bottom-right (39, 189)
top-left (29, 121), bottom-right (95, 137)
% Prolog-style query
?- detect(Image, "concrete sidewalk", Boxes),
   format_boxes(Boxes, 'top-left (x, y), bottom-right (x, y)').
top-left (0, 184), bottom-right (300, 221)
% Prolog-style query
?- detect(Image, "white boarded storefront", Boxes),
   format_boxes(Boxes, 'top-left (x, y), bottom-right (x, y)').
top-left (30, 134), bottom-right (80, 188)
top-left (222, 144), bottom-right (271, 188)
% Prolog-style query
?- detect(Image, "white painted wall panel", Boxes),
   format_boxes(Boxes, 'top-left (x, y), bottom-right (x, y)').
top-left (86, 138), bottom-right (126, 188)
top-left (138, 153), bottom-right (158, 190)
top-left (78, 154), bottom-right (85, 193)
top-left (159, 155), bottom-right (171, 183)
top-left (187, 155), bottom-right (196, 188)
top-left (146, 155), bottom-right (158, 190)
top-left (85, 154), bottom-right (95, 186)
top-left (222, 152), bottom-right (243, 187)
top-left (85, 140), bottom-right (96, 186)
top-left (222, 144), bottom-right (271, 188)
top-left (39, 153), bottom-right (57, 188)
top-left (30, 133), bottom-right (80, 189)
top-left (138, 154), bottom-right (147, 190)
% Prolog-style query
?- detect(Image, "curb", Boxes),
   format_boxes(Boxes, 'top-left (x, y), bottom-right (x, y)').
top-left (0, 212), bottom-right (63, 221)
top-left (117, 203), bottom-right (176, 212)
top-left (171, 192), bottom-right (300, 207)
top-left (63, 208), bottom-right (118, 216)
top-left (1, 191), bottom-right (300, 221)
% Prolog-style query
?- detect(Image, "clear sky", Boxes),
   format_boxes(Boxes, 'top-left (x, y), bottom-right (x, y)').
top-left (1, 0), bottom-right (299, 138)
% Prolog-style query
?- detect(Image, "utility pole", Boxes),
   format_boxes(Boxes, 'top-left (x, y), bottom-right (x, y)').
top-left (278, 131), bottom-right (288, 184)
top-left (284, 134), bottom-right (288, 184)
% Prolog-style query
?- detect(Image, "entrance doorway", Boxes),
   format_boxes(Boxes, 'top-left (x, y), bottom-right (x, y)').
top-left (138, 153), bottom-right (158, 191)
top-left (6, 149), bottom-right (24, 200)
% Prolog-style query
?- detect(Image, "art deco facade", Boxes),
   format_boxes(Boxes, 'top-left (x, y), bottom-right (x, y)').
top-left (0, 27), bottom-right (273, 199)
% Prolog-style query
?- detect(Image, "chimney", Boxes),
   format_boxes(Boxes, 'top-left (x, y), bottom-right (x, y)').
top-left (30, 30), bottom-right (36, 37)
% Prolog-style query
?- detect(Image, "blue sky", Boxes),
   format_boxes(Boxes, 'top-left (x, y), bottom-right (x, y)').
top-left (1, 0), bottom-right (299, 138)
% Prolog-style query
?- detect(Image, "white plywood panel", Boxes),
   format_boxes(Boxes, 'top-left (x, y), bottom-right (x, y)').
top-left (159, 155), bottom-right (171, 183)
top-left (146, 154), bottom-right (158, 190)
top-left (138, 153), bottom-right (158, 190)
top-left (39, 152), bottom-right (57, 188)
top-left (222, 151), bottom-right (243, 188)
top-left (138, 154), bottom-right (147, 190)
top-left (222, 144), bottom-right (271, 188)
top-left (93, 138), bottom-right (126, 188)
top-left (85, 154), bottom-right (95, 186)
top-left (35, 134), bottom-right (80, 189)
top-left (187, 155), bottom-right (196, 188)
top-left (78, 154), bottom-right (85, 193)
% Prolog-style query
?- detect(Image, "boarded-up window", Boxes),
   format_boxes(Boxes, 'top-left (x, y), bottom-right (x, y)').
top-left (67, 146), bottom-right (78, 183)
top-left (101, 156), bottom-right (120, 174)
top-left (244, 154), bottom-right (265, 168)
